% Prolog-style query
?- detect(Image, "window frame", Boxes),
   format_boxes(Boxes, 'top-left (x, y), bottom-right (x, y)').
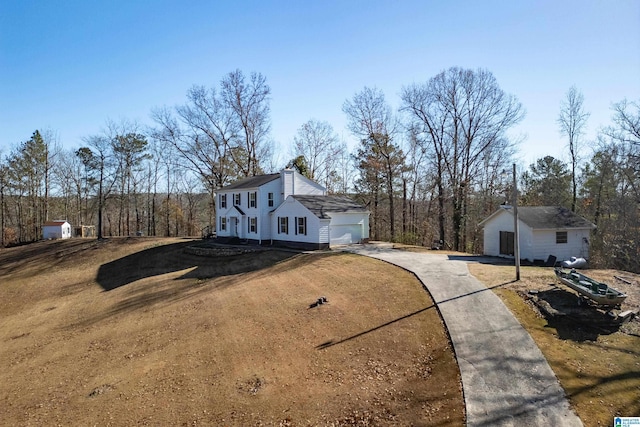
top-left (249, 217), bottom-right (257, 234)
top-left (249, 191), bottom-right (257, 208)
top-left (296, 216), bottom-right (307, 236)
top-left (279, 216), bottom-right (288, 234)
top-left (220, 194), bottom-right (227, 209)
top-left (268, 192), bottom-right (274, 207)
top-left (220, 216), bottom-right (227, 231)
top-left (556, 231), bottom-right (568, 244)
top-left (233, 193), bottom-right (241, 206)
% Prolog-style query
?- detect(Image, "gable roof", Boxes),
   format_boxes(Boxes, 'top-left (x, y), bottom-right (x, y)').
top-left (43, 221), bottom-right (69, 227)
top-left (291, 195), bottom-right (368, 219)
top-left (517, 206), bottom-right (595, 229)
top-left (480, 206), bottom-right (595, 230)
top-left (219, 173), bottom-right (279, 191)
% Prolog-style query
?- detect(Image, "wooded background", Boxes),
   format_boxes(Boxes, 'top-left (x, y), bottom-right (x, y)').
top-left (1, 68), bottom-right (638, 272)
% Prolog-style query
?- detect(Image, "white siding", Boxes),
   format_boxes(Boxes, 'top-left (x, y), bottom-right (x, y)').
top-left (282, 169), bottom-right (294, 199)
top-left (43, 222), bottom-right (72, 239)
top-left (328, 212), bottom-right (368, 244)
top-left (215, 204), bottom-right (233, 238)
top-left (518, 226), bottom-right (535, 261)
top-left (270, 197), bottom-right (321, 244)
top-left (258, 179), bottom-right (281, 242)
top-left (482, 211), bottom-right (515, 256)
top-left (293, 173), bottom-right (325, 196)
top-left (281, 169), bottom-right (325, 199)
top-left (318, 219), bottom-right (330, 244)
top-left (483, 209), bottom-right (592, 261)
top-left (530, 229), bottom-right (590, 260)
top-left (215, 170), bottom-right (369, 248)
top-left (215, 192), bottom-right (245, 238)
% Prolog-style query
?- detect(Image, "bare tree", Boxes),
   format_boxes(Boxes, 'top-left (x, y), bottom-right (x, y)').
top-left (221, 69), bottom-right (272, 177)
top-left (292, 119), bottom-right (343, 190)
top-left (78, 132), bottom-right (119, 239)
top-left (608, 99), bottom-right (640, 146)
top-left (333, 140), bottom-right (356, 194)
top-left (151, 101), bottom-right (226, 231)
top-left (151, 71), bottom-right (273, 227)
top-left (400, 83), bottom-right (450, 245)
top-left (344, 87), bottom-right (405, 240)
top-left (606, 99), bottom-right (640, 185)
top-left (581, 101), bottom-right (640, 273)
top-left (402, 67), bottom-right (524, 251)
top-left (52, 148), bottom-right (84, 225)
top-left (558, 86), bottom-right (590, 212)
top-left (0, 154), bottom-right (6, 246)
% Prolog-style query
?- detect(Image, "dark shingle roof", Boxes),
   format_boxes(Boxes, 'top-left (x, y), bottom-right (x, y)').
top-left (220, 173), bottom-right (279, 191)
top-left (291, 195), bottom-right (368, 219)
top-left (515, 206), bottom-right (595, 229)
top-left (43, 220), bottom-right (69, 226)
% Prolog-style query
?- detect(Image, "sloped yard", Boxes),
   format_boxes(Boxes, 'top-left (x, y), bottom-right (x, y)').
top-left (0, 238), bottom-right (463, 426)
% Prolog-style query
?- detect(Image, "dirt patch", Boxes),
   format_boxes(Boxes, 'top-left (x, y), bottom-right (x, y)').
top-left (479, 265), bottom-right (640, 338)
top-left (0, 237), bottom-right (464, 426)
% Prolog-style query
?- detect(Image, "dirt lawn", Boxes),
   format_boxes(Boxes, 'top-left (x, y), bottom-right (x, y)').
top-left (467, 262), bottom-right (640, 427)
top-left (0, 238), bottom-right (464, 426)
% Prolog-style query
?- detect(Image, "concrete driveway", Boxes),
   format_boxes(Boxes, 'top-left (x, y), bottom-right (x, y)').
top-left (348, 245), bottom-right (582, 426)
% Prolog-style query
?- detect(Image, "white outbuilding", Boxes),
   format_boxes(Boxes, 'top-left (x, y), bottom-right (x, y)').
top-left (42, 220), bottom-right (72, 239)
top-left (479, 206), bottom-right (596, 262)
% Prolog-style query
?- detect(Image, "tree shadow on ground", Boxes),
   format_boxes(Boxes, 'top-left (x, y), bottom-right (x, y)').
top-left (316, 304), bottom-right (437, 349)
top-left (0, 239), bottom-right (101, 278)
top-left (66, 243), bottom-right (314, 329)
top-left (533, 287), bottom-right (622, 341)
top-left (317, 279), bottom-right (517, 350)
top-left (95, 241), bottom-right (300, 291)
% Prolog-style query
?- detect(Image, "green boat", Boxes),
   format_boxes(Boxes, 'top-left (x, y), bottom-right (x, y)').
top-left (554, 267), bottom-right (627, 307)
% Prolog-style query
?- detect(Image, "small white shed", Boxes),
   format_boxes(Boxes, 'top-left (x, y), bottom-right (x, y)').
top-left (479, 206), bottom-right (596, 262)
top-left (43, 221), bottom-right (72, 239)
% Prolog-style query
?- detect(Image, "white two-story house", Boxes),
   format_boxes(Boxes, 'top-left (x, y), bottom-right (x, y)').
top-left (215, 169), bottom-right (369, 250)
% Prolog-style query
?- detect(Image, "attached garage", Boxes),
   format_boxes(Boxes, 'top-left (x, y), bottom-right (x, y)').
top-left (330, 225), bottom-right (361, 245)
top-left (271, 195), bottom-right (370, 250)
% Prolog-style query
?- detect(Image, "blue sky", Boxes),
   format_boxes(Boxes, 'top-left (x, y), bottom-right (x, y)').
top-left (1, 0), bottom-right (639, 168)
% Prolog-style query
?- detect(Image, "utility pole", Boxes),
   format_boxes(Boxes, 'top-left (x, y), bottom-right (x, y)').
top-left (513, 163), bottom-right (520, 281)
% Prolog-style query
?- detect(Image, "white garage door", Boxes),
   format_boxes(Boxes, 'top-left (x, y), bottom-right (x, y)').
top-left (330, 224), bottom-right (362, 245)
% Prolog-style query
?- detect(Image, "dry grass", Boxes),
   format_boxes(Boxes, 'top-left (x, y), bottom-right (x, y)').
top-left (0, 238), bottom-right (464, 426)
top-left (467, 263), bottom-right (640, 427)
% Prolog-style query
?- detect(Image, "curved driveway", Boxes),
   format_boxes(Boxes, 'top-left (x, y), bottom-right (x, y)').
top-left (348, 245), bottom-right (582, 426)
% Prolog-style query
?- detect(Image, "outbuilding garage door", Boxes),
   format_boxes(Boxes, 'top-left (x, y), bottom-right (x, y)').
top-left (330, 224), bottom-right (362, 245)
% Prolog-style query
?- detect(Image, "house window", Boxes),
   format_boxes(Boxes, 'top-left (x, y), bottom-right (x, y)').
top-left (249, 191), bottom-right (257, 208)
top-left (220, 216), bottom-right (227, 231)
top-left (220, 194), bottom-right (227, 209)
top-left (556, 231), bottom-right (568, 244)
top-left (234, 193), bottom-right (241, 206)
top-left (296, 217), bottom-right (307, 236)
top-left (279, 217), bottom-right (288, 234)
top-left (268, 192), bottom-right (274, 207)
top-left (249, 217), bottom-right (257, 234)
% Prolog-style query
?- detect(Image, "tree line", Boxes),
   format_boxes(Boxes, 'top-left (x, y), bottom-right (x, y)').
top-left (1, 68), bottom-right (638, 271)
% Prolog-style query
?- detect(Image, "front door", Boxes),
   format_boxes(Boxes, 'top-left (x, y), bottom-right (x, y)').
top-left (499, 231), bottom-right (514, 255)
top-left (231, 217), bottom-right (238, 237)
